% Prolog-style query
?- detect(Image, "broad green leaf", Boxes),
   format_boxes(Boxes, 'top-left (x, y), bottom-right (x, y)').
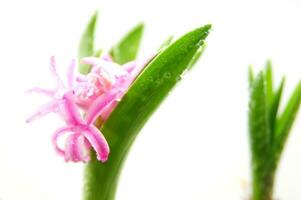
top-left (275, 81), bottom-right (301, 156)
top-left (110, 23), bottom-right (144, 64)
top-left (83, 25), bottom-right (211, 200)
top-left (78, 11), bottom-right (98, 74)
top-left (249, 72), bottom-right (273, 199)
top-left (269, 77), bottom-right (285, 136)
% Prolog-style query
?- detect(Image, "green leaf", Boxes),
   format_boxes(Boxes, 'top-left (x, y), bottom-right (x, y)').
top-left (249, 66), bottom-right (254, 88)
top-left (269, 77), bottom-right (285, 137)
top-left (83, 25), bottom-right (211, 200)
top-left (78, 11), bottom-right (98, 74)
top-left (249, 72), bottom-right (273, 199)
top-left (110, 23), bottom-right (144, 64)
top-left (249, 72), bottom-right (271, 167)
top-left (265, 60), bottom-right (274, 102)
top-left (265, 61), bottom-right (273, 108)
top-left (275, 81), bottom-right (301, 157)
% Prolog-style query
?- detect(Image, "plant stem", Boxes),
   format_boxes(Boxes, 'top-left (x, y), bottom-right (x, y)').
top-left (251, 168), bottom-right (275, 200)
top-left (83, 129), bottom-right (131, 200)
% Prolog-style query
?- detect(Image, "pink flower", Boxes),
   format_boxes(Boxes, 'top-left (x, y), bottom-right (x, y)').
top-left (27, 57), bottom-right (112, 162)
top-left (27, 54), bottom-right (153, 162)
top-left (52, 91), bottom-right (115, 162)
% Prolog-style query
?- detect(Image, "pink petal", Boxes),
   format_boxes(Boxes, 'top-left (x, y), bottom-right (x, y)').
top-left (65, 133), bottom-right (80, 162)
top-left (59, 92), bottom-right (84, 125)
top-left (75, 135), bottom-right (91, 162)
top-left (81, 57), bottom-right (100, 66)
top-left (52, 126), bottom-right (73, 157)
top-left (65, 133), bottom-right (89, 162)
top-left (96, 73), bottom-right (114, 92)
top-left (82, 57), bottom-right (126, 78)
top-left (114, 75), bottom-right (133, 92)
top-left (27, 87), bottom-right (56, 97)
top-left (83, 126), bottom-right (109, 162)
top-left (123, 61), bottom-right (136, 73)
top-left (76, 75), bottom-right (88, 83)
top-left (130, 54), bottom-right (156, 78)
top-left (52, 126), bottom-right (92, 163)
top-left (67, 59), bottom-right (76, 89)
top-left (85, 91), bottom-right (119, 125)
top-left (26, 100), bottom-right (59, 123)
top-left (50, 56), bottom-right (64, 88)
top-left (100, 101), bottom-right (118, 121)
top-left (102, 54), bottom-right (113, 61)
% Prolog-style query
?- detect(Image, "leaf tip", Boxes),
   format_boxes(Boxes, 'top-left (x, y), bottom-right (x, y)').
top-left (265, 59), bottom-right (272, 68)
top-left (199, 24), bottom-right (212, 35)
top-left (92, 10), bottom-right (98, 19)
top-left (132, 22), bottom-right (144, 34)
top-left (249, 65), bottom-right (254, 86)
top-left (204, 24), bottom-right (212, 30)
top-left (89, 10), bottom-right (98, 28)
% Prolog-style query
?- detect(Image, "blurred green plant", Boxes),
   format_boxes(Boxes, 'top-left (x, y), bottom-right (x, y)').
top-left (79, 12), bottom-right (211, 200)
top-left (248, 62), bottom-right (301, 200)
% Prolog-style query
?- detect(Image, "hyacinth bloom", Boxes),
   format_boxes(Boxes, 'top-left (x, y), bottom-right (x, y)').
top-left (27, 55), bottom-right (147, 162)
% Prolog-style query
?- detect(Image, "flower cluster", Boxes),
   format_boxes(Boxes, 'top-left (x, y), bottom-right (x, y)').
top-left (27, 55), bottom-right (148, 162)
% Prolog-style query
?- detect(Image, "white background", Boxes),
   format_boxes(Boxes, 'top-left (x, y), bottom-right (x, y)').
top-left (0, 0), bottom-right (301, 199)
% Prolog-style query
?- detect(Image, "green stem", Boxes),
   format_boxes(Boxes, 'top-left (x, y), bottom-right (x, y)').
top-left (251, 150), bottom-right (279, 200)
top-left (83, 132), bottom-right (132, 200)
top-left (251, 168), bottom-right (276, 200)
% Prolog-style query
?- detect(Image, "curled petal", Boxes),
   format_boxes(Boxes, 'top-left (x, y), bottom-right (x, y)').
top-left (52, 126), bottom-right (73, 157)
top-left (26, 100), bottom-right (59, 123)
top-left (52, 126), bottom-right (92, 163)
top-left (65, 133), bottom-right (90, 162)
top-left (83, 126), bottom-right (110, 162)
top-left (65, 133), bottom-right (80, 162)
top-left (75, 135), bottom-right (91, 162)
